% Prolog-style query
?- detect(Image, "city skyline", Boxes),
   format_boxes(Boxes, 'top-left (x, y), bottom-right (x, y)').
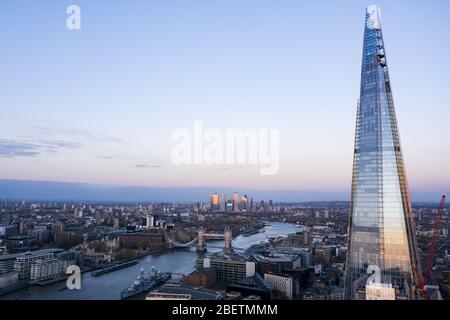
top-left (1, 1), bottom-right (449, 201)
top-left (1, 1), bottom-right (450, 306)
top-left (0, 178), bottom-right (446, 203)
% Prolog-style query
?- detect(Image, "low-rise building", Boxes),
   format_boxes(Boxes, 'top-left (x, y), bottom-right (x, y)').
top-left (252, 253), bottom-right (302, 275)
top-left (148, 283), bottom-right (224, 300)
top-left (119, 230), bottom-right (165, 250)
top-left (5, 235), bottom-right (32, 253)
top-left (185, 268), bottom-right (217, 288)
top-left (365, 283), bottom-right (396, 300)
top-left (196, 252), bottom-right (255, 284)
top-left (30, 258), bottom-right (64, 281)
top-left (0, 271), bottom-right (19, 289)
top-left (13, 249), bottom-right (65, 279)
top-left (273, 247), bottom-right (312, 267)
top-left (227, 273), bottom-right (272, 300)
top-left (264, 273), bottom-right (294, 299)
top-left (0, 253), bottom-right (22, 274)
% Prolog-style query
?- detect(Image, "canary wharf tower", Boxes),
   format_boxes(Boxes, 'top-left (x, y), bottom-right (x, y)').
top-left (344, 6), bottom-right (420, 300)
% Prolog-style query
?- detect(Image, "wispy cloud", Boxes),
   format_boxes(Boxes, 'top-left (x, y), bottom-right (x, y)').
top-left (94, 155), bottom-right (117, 160)
top-left (93, 152), bottom-right (138, 161)
top-left (135, 164), bottom-right (149, 168)
top-left (135, 164), bottom-right (162, 169)
top-left (28, 125), bottom-right (124, 144)
top-left (7, 124), bottom-right (126, 159)
top-left (0, 138), bottom-right (80, 158)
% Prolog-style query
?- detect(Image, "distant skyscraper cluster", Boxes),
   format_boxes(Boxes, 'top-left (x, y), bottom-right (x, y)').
top-left (208, 192), bottom-right (270, 213)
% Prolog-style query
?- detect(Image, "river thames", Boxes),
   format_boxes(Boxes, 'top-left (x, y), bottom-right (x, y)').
top-left (0, 222), bottom-right (299, 300)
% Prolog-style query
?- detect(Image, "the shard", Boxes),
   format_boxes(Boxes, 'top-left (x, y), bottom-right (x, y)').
top-left (344, 5), bottom-right (420, 300)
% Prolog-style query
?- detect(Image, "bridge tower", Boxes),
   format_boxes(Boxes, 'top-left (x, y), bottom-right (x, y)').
top-left (224, 226), bottom-right (232, 254)
top-left (196, 227), bottom-right (207, 252)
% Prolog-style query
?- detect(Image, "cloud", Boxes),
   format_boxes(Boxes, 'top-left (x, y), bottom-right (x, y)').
top-left (94, 155), bottom-right (116, 160)
top-left (0, 138), bottom-right (80, 158)
top-left (134, 164), bottom-right (162, 169)
top-left (94, 152), bottom-right (138, 161)
top-left (36, 139), bottom-right (81, 154)
top-left (29, 125), bottom-right (124, 144)
top-left (135, 164), bottom-right (149, 168)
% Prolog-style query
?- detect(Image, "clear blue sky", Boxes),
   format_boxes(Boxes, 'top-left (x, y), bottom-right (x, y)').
top-left (0, 0), bottom-right (449, 201)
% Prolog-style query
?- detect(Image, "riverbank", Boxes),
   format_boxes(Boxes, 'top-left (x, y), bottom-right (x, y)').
top-left (0, 222), bottom-right (299, 300)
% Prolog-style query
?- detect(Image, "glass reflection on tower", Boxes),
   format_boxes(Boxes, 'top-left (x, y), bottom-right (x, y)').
top-left (344, 5), bottom-right (420, 300)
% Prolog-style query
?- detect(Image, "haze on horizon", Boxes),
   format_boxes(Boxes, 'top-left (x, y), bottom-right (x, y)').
top-left (1, 1), bottom-right (449, 202)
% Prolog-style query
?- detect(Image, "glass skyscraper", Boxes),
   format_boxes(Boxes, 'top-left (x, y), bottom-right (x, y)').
top-left (344, 5), bottom-right (420, 300)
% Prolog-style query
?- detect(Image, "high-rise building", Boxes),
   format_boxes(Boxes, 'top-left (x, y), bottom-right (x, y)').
top-left (212, 193), bottom-right (219, 210)
top-left (146, 215), bottom-right (154, 228)
top-left (219, 193), bottom-right (226, 211)
top-left (233, 192), bottom-right (239, 212)
top-left (240, 195), bottom-right (248, 212)
top-left (209, 195), bottom-right (214, 209)
top-left (226, 199), bottom-right (233, 212)
top-left (344, 6), bottom-right (420, 300)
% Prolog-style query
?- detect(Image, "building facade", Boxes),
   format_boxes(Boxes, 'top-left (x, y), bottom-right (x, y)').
top-left (196, 253), bottom-right (255, 284)
top-left (344, 6), bottom-right (420, 300)
top-left (264, 273), bottom-right (294, 299)
top-left (14, 251), bottom-right (57, 279)
top-left (0, 271), bottom-right (19, 289)
top-left (30, 258), bottom-right (64, 281)
top-left (185, 269), bottom-right (217, 288)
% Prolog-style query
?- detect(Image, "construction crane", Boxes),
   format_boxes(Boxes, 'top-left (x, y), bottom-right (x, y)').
top-left (414, 195), bottom-right (446, 300)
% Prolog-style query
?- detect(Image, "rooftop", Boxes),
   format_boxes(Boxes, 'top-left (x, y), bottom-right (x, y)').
top-left (0, 248), bottom-right (64, 261)
top-left (152, 283), bottom-right (223, 300)
top-left (205, 251), bottom-right (251, 263)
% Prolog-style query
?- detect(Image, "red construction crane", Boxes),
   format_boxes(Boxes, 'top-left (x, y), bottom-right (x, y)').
top-left (414, 195), bottom-right (446, 300)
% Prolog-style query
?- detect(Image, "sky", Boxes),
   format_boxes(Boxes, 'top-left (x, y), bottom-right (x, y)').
top-left (0, 0), bottom-right (449, 202)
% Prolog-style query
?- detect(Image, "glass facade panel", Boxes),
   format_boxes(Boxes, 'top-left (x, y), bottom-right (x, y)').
top-left (344, 6), bottom-right (420, 300)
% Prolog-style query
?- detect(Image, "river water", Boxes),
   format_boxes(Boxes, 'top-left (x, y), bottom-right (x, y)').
top-left (0, 222), bottom-right (299, 300)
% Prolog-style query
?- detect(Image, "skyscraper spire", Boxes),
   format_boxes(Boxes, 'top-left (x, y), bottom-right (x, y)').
top-left (344, 5), bottom-right (420, 300)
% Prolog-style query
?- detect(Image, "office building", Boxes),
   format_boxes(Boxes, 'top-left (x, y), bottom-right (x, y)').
top-left (252, 253), bottom-right (302, 275)
top-left (240, 195), bottom-right (249, 212)
top-left (219, 193), bottom-right (226, 211)
top-left (226, 199), bottom-right (233, 212)
top-left (212, 193), bottom-right (219, 210)
top-left (0, 271), bottom-right (19, 289)
top-left (12, 249), bottom-right (65, 279)
top-left (196, 252), bottom-right (255, 284)
top-left (30, 258), bottom-right (64, 281)
top-left (264, 273), bottom-right (294, 299)
top-left (345, 6), bottom-right (420, 300)
top-left (227, 273), bottom-right (272, 300)
top-left (365, 283), bottom-right (396, 300)
top-left (233, 192), bottom-right (239, 212)
top-left (185, 268), bottom-right (217, 288)
top-left (147, 282), bottom-right (224, 300)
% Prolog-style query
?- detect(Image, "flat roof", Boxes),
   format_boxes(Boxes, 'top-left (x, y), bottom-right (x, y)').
top-left (0, 248), bottom-right (64, 261)
top-left (205, 252), bottom-right (250, 262)
top-left (155, 284), bottom-right (223, 300)
top-left (188, 268), bottom-right (216, 276)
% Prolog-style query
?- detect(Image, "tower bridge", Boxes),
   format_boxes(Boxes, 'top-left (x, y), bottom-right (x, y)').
top-left (168, 227), bottom-right (244, 252)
